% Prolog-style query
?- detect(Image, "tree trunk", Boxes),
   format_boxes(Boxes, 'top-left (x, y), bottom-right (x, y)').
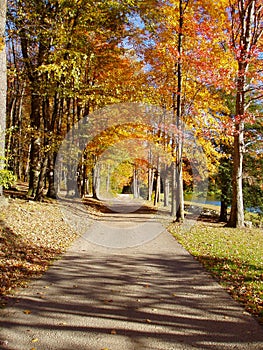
top-left (27, 137), bottom-right (41, 197)
top-left (228, 124), bottom-right (245, 227)
top-left (133, 167), bottom-right (139, 199)
top-left (47, 152), bottom-right (57, 199)
top-left (227, 0), bottom-right (262, 227)
top-left (106, 164), bottom-right (110, 194)
top-left (171, 0), bottom-right (185, 221)
top-left (6, 83), bottom-right (25, 180)
top-left (220, 194), bottom-right (228, 222)
top-left (175, 0), bottom-right (184, 222)
top-left (163, 165), bottom-right (170, 207)
top-left (147, 149), bottom-right (154, 201)
top-left (20, 25), bottom-right (46, 197)
top-left (171, 162), bottom-right (176, 217)
top-left (228, 60), bottom-right (246, 227)
top-left (34, 155), bottom-right (48, 201)
top-left (0, 0), bottom-right (6, 196)
top-left (176, 150), bottom-right (184, 221)
top-left (92, 163), bottom-right (100, 199)
top-left (154, 160), bottom-right (161, 206)
top-left (27, 89), bottom-right (42, 197)
top-left (17, 86), bottom-right (25, 180)
top-left (81, 157), bottom-right (88, 197)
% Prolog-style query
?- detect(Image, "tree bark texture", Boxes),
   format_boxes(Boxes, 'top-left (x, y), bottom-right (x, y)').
top-left (171, 0), bottom-right (185, 221)
top-left (47, 153), bottom-right (57, 199)
top-left (228, 0), bottom-right (263, 226)
top-left (163, 165), bottom-right (170, 207)
top-left (92, 163), bottom-right (100, 199)
top-left (0, 0), bottom-right (6, 196)
top-left (154, 159), bottom-right (160, 206)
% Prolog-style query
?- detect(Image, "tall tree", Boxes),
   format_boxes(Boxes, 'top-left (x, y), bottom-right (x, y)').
top-left (6, 0), bottom-right (145, 199)
top-left (171, 0), bottom-right (188, 221)
top-left (228, 0), bottom-right (263, 227)
top-left (137, 0), bottom-right (231, 214)
top-left (0, 0), bottom-right (6, 196)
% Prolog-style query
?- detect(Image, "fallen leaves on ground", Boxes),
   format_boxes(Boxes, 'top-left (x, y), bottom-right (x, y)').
top-left (23, 309), bottom-right (32, 315)
top-left (0, 198), bottom-right (78, 305)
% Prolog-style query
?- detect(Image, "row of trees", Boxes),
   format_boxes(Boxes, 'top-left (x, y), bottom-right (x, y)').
top-left (1, 0), bottom-right (263, 227)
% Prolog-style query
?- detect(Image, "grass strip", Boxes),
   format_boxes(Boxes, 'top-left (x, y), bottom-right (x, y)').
top-left (168, 222), bottom-right (263, 324)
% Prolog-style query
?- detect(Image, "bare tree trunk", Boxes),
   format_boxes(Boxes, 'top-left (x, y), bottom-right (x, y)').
top-left (228, 0), bottom-right (263, 227)
top-left (6, 82), bottom-right (25, 179)
top-left (133, 166), bottom-right (139, 199)
top-left (154, 164), bottom-right (161, 206)
top-left (176, 150), bottom-right (184, 221)
top-left (17, 85), bottom-right (25, 179)
top-left (147, 149), bottom-right (154, 201)
top-left (228, 120), bottom-right (245, 227)
top-left (228, 59), bottom-right (246, 227)
top-left (0, 0), bottom-right (6, 196)
top-left (34, 155), bottom-right (48, 201)
top-left (27, 133), bottom-right (41, 197)
top-left (106, 164), bottom-right (110, 194)
top-left (163, 165), bottom-right (170, 207)
top-left (92, 162), bottom-right (100, 199)
top-left (20, 25), bottom-right (46, 197)
top-left (148, 167), bottom-right (154, 201)
top-left (171, 0), bottom-right (186, 221)
top-left (171, 162), bottom-right (176, 217)
top-left (24, 81), bottom-right (42, 198)
top-left (47, 152), bottom-right (57, 199)
top-left (220, 192), bottom-right (228, 222)
top-left (27, 96), bottom-right (41, 199)
top-left (81, 153), bottom-right (88, 198)
top-left (175, 0), bottom-right (184, 222)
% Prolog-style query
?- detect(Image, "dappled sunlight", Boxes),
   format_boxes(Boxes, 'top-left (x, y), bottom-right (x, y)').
top-left (1, 232), bottom-right (263, 349)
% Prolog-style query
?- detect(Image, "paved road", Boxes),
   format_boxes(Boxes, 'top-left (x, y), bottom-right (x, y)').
top-left (1, 201), bottom-right (263, 350)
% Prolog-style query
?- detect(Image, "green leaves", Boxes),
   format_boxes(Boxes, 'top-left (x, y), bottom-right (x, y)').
top-left (0, 169), bottom-right (17, 189)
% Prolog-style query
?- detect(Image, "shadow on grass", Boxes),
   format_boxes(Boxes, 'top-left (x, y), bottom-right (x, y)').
top-left (192, 254), bottom-right (263, 322)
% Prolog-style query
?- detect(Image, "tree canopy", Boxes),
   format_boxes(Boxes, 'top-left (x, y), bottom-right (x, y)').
top-left (3, 0), bottom-right (263, 227)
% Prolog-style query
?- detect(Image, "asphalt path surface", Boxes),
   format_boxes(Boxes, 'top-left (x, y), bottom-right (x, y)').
top-left (1, 199), bottom-right (263, 350)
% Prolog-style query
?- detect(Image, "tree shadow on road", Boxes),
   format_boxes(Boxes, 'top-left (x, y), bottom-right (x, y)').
top-left (1, 245), bottom-right (263, 349)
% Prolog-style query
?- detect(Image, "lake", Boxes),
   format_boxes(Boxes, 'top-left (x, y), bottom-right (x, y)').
top-left (184, 194), bottom-right (261, 213)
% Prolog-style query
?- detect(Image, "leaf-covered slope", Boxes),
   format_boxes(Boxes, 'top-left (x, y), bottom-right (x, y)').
top-left (0, 198), bottom-right (78, 304)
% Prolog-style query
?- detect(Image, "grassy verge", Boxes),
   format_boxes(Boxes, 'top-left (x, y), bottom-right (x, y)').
top-left (168, 222), bottom-right (263, 324)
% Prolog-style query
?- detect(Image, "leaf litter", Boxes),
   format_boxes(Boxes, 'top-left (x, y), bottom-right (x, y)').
top-left (0, 198), bottom-right (79, 305)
